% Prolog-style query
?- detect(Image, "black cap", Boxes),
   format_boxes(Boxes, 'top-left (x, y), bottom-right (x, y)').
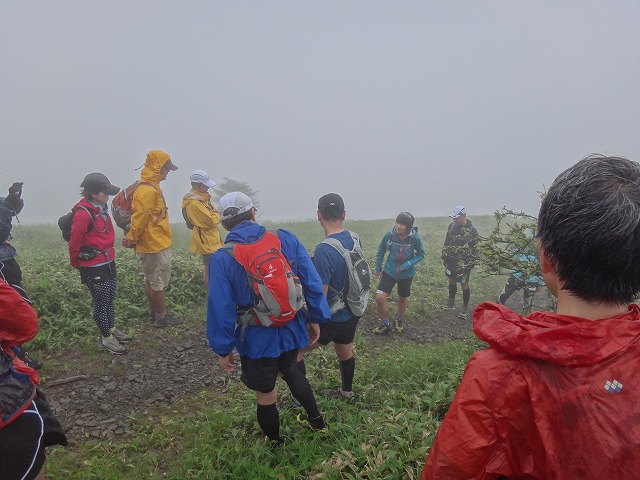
top-left (81, 173), bottom-right (120, 195)
top-left (318, 193), bottom-right (345, 215)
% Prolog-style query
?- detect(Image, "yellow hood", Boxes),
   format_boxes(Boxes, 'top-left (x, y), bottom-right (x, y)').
top-left (141, 150), bottom-right (170, 183)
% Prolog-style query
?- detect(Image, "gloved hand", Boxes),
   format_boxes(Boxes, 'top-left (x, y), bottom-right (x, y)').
top-left (5, 182), bottom-right (23, 208)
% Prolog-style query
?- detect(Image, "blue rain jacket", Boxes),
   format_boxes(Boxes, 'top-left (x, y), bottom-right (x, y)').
top-left (206, 221), bottom-right (331, 359)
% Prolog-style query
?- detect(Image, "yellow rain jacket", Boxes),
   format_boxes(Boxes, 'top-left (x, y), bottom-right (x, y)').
top-left (181, 189), bottom-right (223, 254)
top-left (127, 150), bottom-right (172, 253)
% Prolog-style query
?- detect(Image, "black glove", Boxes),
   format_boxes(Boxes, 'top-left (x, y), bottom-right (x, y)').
top-left (5, 182), bottom-right (23, 208)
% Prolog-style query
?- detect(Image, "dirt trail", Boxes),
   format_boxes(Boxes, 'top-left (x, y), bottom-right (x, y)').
top-left (41, 309), bottom-right (477, 446)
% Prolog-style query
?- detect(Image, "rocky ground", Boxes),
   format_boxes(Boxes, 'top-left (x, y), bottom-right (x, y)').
top-left (40, 291), bottom-right (546, 447)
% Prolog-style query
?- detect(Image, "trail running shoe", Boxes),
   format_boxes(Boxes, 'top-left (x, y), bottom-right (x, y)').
top-left (101, 335), bottom-right (127, 355)
top-left (393, 317), bottom-right (404, 333)
top-left (111, 328), bottom-right (132, 343)
top-left (296, 413), bottom-right (328, 433)
top-left (263, 435), bottom-right (284, 448)
top-left (373, 322), bottom-right (391, 334)
top-left (443, 302), bottom-right (456, 310)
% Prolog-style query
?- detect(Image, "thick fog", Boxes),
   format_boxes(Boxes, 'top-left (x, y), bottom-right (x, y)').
top-left (2, 1), bottom-right (639, 223)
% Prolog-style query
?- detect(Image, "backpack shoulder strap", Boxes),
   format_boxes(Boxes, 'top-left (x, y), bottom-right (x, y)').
top-left (72, 205), bottom-right (97, 231)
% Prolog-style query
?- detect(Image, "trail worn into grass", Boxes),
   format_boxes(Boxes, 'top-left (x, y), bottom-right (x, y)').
top-left (41, 309), bottom-right (476, 447)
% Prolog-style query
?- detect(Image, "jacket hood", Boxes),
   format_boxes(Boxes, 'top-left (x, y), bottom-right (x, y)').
top-left (140, 150), bottom-right (170, 183)
top-left (473, 302), bottom-right (640, 366)
top-left (181, 189), bottom-right (211, 208)
top-left (225, 220), bottom-right (264, 244)
top-left (392, 226), bottom-right (419, 237)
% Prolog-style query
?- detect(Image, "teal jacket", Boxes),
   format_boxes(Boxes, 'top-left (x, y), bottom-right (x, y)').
top-left (375, 227), bottom-right (425, 280)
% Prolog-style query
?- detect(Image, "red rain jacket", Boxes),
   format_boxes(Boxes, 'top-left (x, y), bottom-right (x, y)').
top-left (68, 198), bottom-right (116, 269)
top-left (421, 302), bottom-right (640, 480)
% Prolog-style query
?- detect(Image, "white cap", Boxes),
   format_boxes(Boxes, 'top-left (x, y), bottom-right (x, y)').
top-left (190, 170), bottom-right (217, 188)
top-left (219, 192), bottom-right (255, 220)
top-left (450, 205), bottom-right (466, 218)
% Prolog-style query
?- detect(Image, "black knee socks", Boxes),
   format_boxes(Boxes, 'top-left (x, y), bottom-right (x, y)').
top-left (448, 284), bottom-right (457, 301)
top-left (462, 288), bottom-right (470, 307)
top-left (257, 403), bottom-right (280, 441)
top-left (283, 369), bottom-right (323, 422)
top-left (339, 357), bottom-right (355, 392)
top-left (297, 359), bottom-right (306, 376)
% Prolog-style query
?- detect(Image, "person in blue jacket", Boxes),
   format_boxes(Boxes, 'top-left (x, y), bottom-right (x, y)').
top-left (207, 192), bottom-right (332, 444)
top-left (373, 212), bottom-right (425, 334)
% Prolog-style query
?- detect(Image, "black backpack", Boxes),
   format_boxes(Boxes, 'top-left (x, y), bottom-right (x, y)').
top-left (58, 206), bottom-right (95, 242)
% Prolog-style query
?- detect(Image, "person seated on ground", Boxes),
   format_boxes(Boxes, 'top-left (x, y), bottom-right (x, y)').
top-left (0, 278), bottom-right (67, 480)
top-left (206, 192), bottom-right (332, 444)
top-left (373, 212), bottom-right (425, 334)
top-left (497, 253), bottom-right (545, 314)
top-left (421, 155), bottom-right (640, 479)
top-left (69, 173), bottom-right (131, 355)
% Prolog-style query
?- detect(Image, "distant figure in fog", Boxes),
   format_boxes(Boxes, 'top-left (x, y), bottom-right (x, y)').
top-left (181, 170), bottom-right (223, 288)
top-left (422, 155), bottom-right (640, 479)
top-left (69, 173), bottom-right (131, 354)
top-left (442, 205), bottom-right (478, 319)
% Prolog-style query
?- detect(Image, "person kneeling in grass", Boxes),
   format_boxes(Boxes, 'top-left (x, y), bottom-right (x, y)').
top-left (422, 155), bottom-right (640, 479)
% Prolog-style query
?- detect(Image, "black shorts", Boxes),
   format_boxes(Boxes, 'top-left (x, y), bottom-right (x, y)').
top-left (240, 349), bottom-right (299, 393)
top-left (445, 262), bottom-right (473, 284)
top-left (318, 315), bottom-right (359, 346)
top-left (377, 272), bottom-right (413, 297)
top-left (0, 400), bottom-right (45, 480)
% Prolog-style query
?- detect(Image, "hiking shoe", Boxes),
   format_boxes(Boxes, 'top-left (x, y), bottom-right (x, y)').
top-left (14, 348), bottom-right (43, 369)
top-left (101, 335), bottom-right (126, 355)
top-left (373, 322), bottom-right (391, 334)
top-left (296, 413), bottom-right (328, 433)
top-left (340, 389), bottom-right (355, 401)
top-left (443, 302), bottom-right (456, 310)
top-left (264, 435), bottom-right (284, 448)
top-left (152, 313), bottom-right (182, 328)
top-left (393, 317), bottom-right (404, 333)
top-left (458, 311), bottom-right (468, 320)
top-left (111, 328), bottom-right (132, 343)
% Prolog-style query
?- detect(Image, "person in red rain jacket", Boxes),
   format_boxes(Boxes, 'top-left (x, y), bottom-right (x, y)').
top-left (422, 155), bottom-right (640, 480)
top-left (0, 278), bottom-right (67, 479)
top-left (69, 173), bottom-right (131, 355)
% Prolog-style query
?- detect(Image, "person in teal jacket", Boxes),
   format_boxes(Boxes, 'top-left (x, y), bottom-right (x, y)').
top-left (373, 212), bottom-right (425, 334)
top-left (497, 253), bottom-right (546, 314)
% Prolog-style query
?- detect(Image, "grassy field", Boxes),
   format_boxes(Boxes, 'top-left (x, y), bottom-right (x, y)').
top-left (11, 216), bottom-right (507, 479)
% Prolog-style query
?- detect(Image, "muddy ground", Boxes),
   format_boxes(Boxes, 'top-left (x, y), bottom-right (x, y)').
top-left (41, 292), bottom-right (546, 447)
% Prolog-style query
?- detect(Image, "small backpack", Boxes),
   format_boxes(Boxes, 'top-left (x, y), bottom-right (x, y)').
top-left (321, 231), bottom-right (372, 317)
top-left (181, 206), bottom-right (194, 230)
top-left (225, 230), bottom-right (304, 330)
top-left (58, 206), bottom-right (95, 242)
top-left (111, 181), bottom-right (153, 231)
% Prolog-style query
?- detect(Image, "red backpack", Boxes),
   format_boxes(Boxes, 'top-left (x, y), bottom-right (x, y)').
top-left (111, 181), bottom-right (154, 231)
top-left (225, 230), bottom-right (303, 329)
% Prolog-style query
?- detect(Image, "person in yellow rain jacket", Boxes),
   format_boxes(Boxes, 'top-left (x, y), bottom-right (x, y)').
top-left (181, 170), bottom-right (223, 287)
top-left (122, 149), bottom-right (183, 328)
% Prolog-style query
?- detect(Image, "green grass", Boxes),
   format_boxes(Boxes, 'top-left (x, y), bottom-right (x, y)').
top-left (12, 216), bottom-right (503, 353)
top-left (47, 339), bottom-right (479, 479)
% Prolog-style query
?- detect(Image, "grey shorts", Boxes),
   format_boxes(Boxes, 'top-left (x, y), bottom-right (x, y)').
top-left (138, 248), bottom-right (172, 291)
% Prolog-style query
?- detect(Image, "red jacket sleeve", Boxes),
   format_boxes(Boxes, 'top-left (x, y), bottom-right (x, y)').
top-left (69, 208), bottom-right (92, 268)
top-left (0, 279), bottom-right (38, 350)
top-left (421, 353), bottom-right (506, 480)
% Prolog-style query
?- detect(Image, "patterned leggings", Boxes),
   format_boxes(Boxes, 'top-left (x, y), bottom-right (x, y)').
top-left (80, 262), bottom-right (116, 337)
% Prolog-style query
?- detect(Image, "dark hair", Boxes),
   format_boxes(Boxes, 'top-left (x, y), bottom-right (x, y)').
top-left (81, 188), bottom-right (94, 201)
top-left (221, 209), bottom-right (253, 230)
top-left (537, 154), bottom-right (640, 304)
top-left (396, 212), bottom-right (415, 229)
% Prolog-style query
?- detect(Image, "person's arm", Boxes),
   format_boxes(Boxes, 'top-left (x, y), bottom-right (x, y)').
top-left (188, 201), bottom-right (220, 229)
top-left (421, 354), bottom-right (501, 480)
top-left (206, 253), bottom-right (238, 356)
top-left (68, 209), bottom-right (92, 268)
top-left (375, 232), bottom-right (390, 275)
top-left (402, 235), bottom-right (426, 269)
top-left (0, 199), bottom-right (13, 244)
top-left (126, 185), bottom-right (155, 245)
top-left (0, 280), bottom-right (38, 350)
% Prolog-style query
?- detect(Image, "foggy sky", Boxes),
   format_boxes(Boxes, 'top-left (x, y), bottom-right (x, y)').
top-left (2, 1), bottom-right (639, 224)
